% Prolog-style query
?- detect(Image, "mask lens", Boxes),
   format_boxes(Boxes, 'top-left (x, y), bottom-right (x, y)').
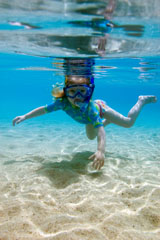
top-left (67, 88), bottom-right (77, 97)
top-left (65, 85), bottom-right (92, 98)
top-left (78, 86), bottom-right (88, 96)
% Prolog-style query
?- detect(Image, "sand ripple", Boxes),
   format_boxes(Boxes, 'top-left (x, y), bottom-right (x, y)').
top-left (0, 123), bottom-right (160, 239)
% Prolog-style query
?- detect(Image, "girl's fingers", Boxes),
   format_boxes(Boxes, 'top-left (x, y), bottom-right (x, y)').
top-left (93, 159), bottom-right (104, 170)
top-left (12, 118), bottom-right (17, 126)
top-left (89, 153), bottom-right (104, 170)
top-left (13, 117), bottom-right (21, 126)
top-left (88, 154), bottom-right (95, 160)
top-left (93, 159), bottom-right (99, 170)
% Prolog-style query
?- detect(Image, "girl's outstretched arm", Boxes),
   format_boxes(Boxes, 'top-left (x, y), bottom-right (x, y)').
top-left (89, 126), bottom-right (106, 170)
top-left (12, 106), bottom-right (46, 126)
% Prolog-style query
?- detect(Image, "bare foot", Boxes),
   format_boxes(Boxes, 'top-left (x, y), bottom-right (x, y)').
top-left (138, 95), bottom-right (157, 105)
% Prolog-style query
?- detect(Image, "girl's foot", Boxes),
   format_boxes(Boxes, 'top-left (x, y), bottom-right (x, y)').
top-left (138, 95), bottom-right (157, 105)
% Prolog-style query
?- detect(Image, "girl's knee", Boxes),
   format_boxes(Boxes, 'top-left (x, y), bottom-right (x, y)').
top-left (86, 124), bottom-right (97, 140)
top-left (123, 119), bottom-right (134, 128)
top-left (87, 134), bottom-right (96, 140)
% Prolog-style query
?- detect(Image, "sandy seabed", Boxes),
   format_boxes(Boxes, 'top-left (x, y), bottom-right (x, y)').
top-left (0, 121), bottom-right (160, 240)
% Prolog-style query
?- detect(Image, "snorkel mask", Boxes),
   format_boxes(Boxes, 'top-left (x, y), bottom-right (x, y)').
top-left (64, 84), bottom-right (93, 99)
top-left (64, 77), bottom-right (95, 111)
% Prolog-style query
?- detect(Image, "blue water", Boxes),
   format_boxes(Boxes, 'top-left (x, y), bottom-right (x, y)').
top-left (0, 1), bottom-right (160, 239)
top-left (1, 53), bottom-right (159, 126)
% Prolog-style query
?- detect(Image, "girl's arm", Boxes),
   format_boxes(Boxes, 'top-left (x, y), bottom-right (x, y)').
top-left (12, 106), bottom-right (47, 126)
top-left (89, 126), bottom-right (106, 170)
top-left (97, 126), bottom-right (106, 154)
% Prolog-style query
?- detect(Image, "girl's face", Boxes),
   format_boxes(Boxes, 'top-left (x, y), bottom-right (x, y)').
top-left (66, 85), bottom-right (88, 107)
top-left (65, 76), bottom-right (91, 107)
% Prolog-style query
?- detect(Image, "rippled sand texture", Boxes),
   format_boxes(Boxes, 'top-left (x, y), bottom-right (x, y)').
top-left (0, 122), bottom-right (160, 240)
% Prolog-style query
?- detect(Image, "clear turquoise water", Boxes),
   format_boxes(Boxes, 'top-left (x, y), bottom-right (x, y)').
top-left (0, 1), bottom-right (160, 239)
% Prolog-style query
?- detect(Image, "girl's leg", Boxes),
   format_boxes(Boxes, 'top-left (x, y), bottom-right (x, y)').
top-left (86, 124), bottom-right (97, 140)
top-left (86, 120), bottom-right (111, 140)
top-left (85, 95), bottom-right (157, 139)
top-left (103, 95), bottom-right (157, 128)
top-left (103, 119), bottom-right (111, 127)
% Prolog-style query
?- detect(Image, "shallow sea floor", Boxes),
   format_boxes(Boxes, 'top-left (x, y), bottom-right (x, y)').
top-left (0, 122), bottom-right (160, 240)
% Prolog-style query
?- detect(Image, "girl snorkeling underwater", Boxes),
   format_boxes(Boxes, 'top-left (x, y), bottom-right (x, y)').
top-left (12, 58), bottom-right (157, 170)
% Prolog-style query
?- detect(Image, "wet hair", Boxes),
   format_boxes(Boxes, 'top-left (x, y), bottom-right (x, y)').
top-left (51, 86), bottom-right (65, 98)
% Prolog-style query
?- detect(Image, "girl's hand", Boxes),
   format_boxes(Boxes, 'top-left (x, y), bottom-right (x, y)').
top-left (12, 115), bottom-right (26, 126)
top-left (89, 151), bottom-right (105, 170)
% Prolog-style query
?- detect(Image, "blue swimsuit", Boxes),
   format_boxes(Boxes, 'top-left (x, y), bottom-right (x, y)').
top-left (45, 97), bottom-right (106, 128)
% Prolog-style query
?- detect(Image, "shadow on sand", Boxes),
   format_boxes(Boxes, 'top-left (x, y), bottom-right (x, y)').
top-left (37, 151), bottom-right (102, 189)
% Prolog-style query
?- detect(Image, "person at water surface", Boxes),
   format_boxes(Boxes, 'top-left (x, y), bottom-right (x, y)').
top-left (12, 58), bottom-right (157, 170)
